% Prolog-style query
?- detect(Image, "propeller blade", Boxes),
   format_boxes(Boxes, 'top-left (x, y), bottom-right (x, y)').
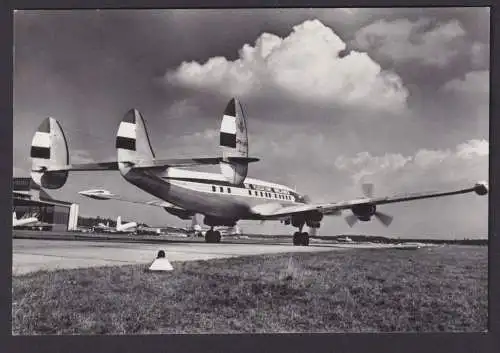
top-left (374, 211), bottom-right (393, 227)
top-left (345, 214), bottom-right (359, 227)
top-left (361, 183), bottom-right (374, 198)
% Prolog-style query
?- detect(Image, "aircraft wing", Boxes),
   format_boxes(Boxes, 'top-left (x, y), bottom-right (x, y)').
top-left (253, 182), bottom-right (488, 219)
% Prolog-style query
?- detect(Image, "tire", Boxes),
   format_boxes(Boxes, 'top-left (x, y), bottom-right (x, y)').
top-left (205, 231), bottom-right (213, 243)
top-left (301, 232), bottom-right (310, 246)
top-left (293, 232), bottom-right (301, 246)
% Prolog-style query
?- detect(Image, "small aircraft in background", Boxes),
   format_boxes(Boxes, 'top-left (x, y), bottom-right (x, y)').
top-left (12, 211), bottom-right (39, 228)
top-left (92, 216), bottom-right (137, 234)
top-left (12, 212), bottom-right (53, 230)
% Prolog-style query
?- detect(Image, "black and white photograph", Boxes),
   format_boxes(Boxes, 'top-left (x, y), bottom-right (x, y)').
top-left (12, 8), bottom-right (489, 335)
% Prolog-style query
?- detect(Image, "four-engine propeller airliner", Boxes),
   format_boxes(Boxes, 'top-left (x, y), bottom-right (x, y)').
top-left (29, 98), bottom-right (488, 246)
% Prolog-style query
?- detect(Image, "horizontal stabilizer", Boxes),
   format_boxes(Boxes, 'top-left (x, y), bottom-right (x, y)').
top-left (33, 157), bottom-right (260, 173)
top-left (227, 157), bottom-right (260, 163)
top-left (32, 161), bottom-right (119, 172)
top-left (131, 157), bottom-right (260, 170)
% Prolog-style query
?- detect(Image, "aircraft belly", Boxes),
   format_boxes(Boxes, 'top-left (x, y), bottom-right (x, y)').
top-left (122, 170), bottom-right (253, 219)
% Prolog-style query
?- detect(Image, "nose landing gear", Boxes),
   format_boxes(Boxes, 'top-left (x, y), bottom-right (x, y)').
top-left (293, 231), bottom-right (310, 246)
top-left (292, 222), bottom-right (310, 246)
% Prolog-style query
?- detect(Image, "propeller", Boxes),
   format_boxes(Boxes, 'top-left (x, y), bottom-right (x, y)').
top-left (374, 211), bottom-right (393, 227)
top-left (345, 214), bottom-right (359, 227)
top-left (345, 183), bottom-right (394, 227)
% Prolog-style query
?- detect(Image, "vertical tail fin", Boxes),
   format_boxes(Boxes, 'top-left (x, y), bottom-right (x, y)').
top-left (30, 117), bottom-right (70, 189)
top-left (219, 98), bottom-right (249, 185)
top-left (116, 109), bottom-right (155, 166)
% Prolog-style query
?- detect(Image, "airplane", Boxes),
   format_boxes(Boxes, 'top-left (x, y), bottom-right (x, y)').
top-left (28, 98), bottom-right (488, 246)
top-left (135, 224), bottom-right (164, 236)
top-left (116, 216), bottom-right (137, 233)
top-left (92, 216), bottom-right (137, 234)
top-left (337, 236), bottom-right (353, 243)
top-left (12, 211), bottom-right (38, 228)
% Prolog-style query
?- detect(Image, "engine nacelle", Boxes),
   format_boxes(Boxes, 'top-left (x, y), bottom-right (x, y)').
top-left (351, 204), bottom-right (376, 222)
top-left (291, 211), bottom-right (324, 228)
top-left (38, 171), bottom-right (69, 190)
top-left (474, 181), bottom-right (488, 196)
top-left (163, 207), bottom-right (193, 220)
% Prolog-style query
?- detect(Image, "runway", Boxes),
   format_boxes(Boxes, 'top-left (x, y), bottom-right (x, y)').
top-left (12, 232), bottom-right (433, 276)
top-left (12, 237), bottom-right (339, 275)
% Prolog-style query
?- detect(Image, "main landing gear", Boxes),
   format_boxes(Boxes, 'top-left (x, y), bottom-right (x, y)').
top-left (293, 231), bottom-right (310, 246)
top-left (205, 228), bottom-right (221, 243)
top-left (292, 222), bottom-right (310, 246)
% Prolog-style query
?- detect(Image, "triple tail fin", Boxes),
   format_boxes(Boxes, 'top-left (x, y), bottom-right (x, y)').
top-left (116, 109), bottom-right (155, 165)
top-left (30, 117), bottom-right (69, 189)
top-left (219, 98), bottom-right (256, 185)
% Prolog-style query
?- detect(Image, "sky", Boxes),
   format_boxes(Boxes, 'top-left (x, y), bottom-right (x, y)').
top-left (13, 8), bottom-right (490, 239)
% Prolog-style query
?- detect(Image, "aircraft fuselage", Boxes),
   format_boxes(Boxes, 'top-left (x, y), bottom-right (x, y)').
top-left (121, 166), bottom-right (305, 222)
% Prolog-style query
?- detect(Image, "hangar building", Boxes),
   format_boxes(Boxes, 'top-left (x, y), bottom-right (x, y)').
top-left (13, 177), bottom-right (79, 231)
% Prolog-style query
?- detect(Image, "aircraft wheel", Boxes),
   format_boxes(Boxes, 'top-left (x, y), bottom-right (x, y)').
top-left (214, 231), bottom-right (221, 243)
top-left (301, 232), bottom-right (310, 246)
top-left (293, 232), bottom-right (301, 246)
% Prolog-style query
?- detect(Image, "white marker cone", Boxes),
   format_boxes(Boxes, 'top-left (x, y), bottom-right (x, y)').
top-left (148, 250), bottom-right (174, 271)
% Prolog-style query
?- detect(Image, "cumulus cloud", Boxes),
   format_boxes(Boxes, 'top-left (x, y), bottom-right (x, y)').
top-left (335, 152), bottom-right (412, 183)
top-left (71, 149), bottom-right (95, 164)
top-left (352, 18), bottom-right (468, 67)
top-left (470, 42), bottom-right (489, 70)
top-left (166, 19), bottom-right (408, 113)
top-left (164, 99), bottom-right (203, 120)
top-left (441, 70), bottom-right (489, 96)
top-left (335, 139), bottom-right (488, 190)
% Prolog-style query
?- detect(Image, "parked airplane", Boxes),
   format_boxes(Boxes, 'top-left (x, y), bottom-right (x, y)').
top-left (136, 225), bottom-right (164, 236)
top-left (12, 211), bottom-right (38, 228)
top-left (29, 98), bottom-right (488, 246)
top-left (92, 216), bottom-right (137, 234)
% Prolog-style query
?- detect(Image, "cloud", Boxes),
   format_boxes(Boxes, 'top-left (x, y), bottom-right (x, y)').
top-left (334, 139), bottom-right (488, 190)
top-left (334, 152), bottom-right (412, 183)
top-left (352, 18), bottom-right (468, 68)
top-left (441, 70), bottom-right (489, 96)
top-left (166, 19), bottom-right (408, 114)
top-left (470, 42), bottom-right (489, 70)
top-left (164, 99), bottom-right (203, 120)
top-left (71, 149), bottom-right (95, 164)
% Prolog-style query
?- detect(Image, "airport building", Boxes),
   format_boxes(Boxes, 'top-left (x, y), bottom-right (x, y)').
top-left (13, 177), bottom-right (79, 231)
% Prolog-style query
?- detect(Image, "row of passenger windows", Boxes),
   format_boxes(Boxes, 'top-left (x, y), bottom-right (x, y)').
top-left (211, 185), bottom-right (293, 200)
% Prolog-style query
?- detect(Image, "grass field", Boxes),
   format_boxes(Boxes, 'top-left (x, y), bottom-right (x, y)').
top-left (12, 245), bottom-right (487, 334)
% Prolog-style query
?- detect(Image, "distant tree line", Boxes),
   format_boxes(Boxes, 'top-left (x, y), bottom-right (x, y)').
top-left (314, 235), bottom-right (488, 246)
top-left (78, 216), bottom-right (116, 227)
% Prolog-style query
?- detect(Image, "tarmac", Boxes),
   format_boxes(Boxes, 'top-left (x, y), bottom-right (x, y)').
top-left (12, 232), bottom-right (430, 276)
top-left (12, 237), bottom-right (336, 275)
